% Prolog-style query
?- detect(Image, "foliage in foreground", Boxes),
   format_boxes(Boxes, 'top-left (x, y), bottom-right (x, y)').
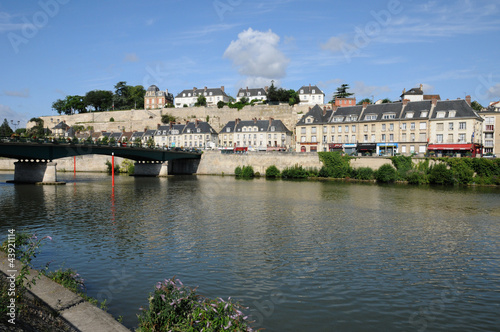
top-left (235, 165), bottom-right (254, 178)
top-left (375, 164), bottom-right (397, 183)
top-left (137, 277), bottom-right (253, 332)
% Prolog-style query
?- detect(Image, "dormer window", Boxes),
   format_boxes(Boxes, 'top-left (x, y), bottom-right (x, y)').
top-left (448, 111), bottom-right (456, 118)
top-left (240, 93), bottom-right (244, 96)
top-left (382, 113), bottom-right (396, 119)
top-left (197, 128), bottom-right (201, 133)
top-left (247, 92), bottom-right (250, 96)
top-left (306, 118), bottom-right (312, 123)
top-left (312, 89), bottom-right (315, 94)
top-left (226, 127), bottom-right (230, 132)
top-left (183, 93), bottom-right (186, 97)
top-left (333, 117), bottom-right (343, 122)
top-left (437, 112), bottom-right (446, 118)
top-left (258, 91), bottom-right (261, 95)
top-left (405, 112), bottom-right (414, 118)
top-left (365, 114), bottom-right (377, 121)
top-left (420, 111), bottom-right (428, 117)
top-left (300, 89), bottom-right (304, 94)
top-left (270, 126), bottom-right (275, 132)
top-left (186, 129), bottom-right (191, 133)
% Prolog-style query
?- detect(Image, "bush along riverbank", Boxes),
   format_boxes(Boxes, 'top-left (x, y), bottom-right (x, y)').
top-left (235, 152), bottom-right (500, 186)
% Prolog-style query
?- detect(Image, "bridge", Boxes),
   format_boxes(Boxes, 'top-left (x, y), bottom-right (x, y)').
top-left (0, 141), bottom-right (202, 184)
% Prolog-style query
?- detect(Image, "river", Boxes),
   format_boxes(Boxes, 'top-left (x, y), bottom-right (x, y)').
top-left (1, 172), bottom-right (499, 331)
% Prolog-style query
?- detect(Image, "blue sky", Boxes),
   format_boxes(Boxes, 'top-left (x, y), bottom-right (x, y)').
top-left (1, 0), bottom-right (500, 127)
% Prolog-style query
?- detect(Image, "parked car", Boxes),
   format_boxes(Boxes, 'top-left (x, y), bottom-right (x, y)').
top-left (483, 154), bottom-right (496, 158)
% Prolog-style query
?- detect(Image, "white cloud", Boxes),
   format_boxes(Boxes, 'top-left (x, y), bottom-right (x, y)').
top-left (320, 36), bottom-right (355, 53)
top-left (487, 83), bottom-right (500, 99)
top-left (3, 88), bottom-right (29, 98)
top-left (0, 105), bottom-right (30, 126)
top-left (223, 28), bottom-right (290, 85)
top-left (124, 53), bottom-right (139, 63)
top-left (352, 81), bottom-right (390, 98)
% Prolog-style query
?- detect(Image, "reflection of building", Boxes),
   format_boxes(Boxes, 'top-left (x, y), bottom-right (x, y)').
top-left (479, 101), bottom-right (500, 155)
top-left (174, 86), bottom-right (229, 108)
top-left (236, 87), bottom-right (267, 102)
top-left (297, 84), bottom-right (325, 105)
top-left (295, 96), bottom-right (483, 156)
top-left (154, 120), bottom-right (218, 148)
top-left (219, 118), bottom-right (292, 150)
top-left (144, 85), bottom-right (173, 109)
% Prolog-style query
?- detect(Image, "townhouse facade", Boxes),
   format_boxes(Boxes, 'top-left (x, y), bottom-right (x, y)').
top-left (219, 118), bottom-right (292, 150)
top-left (154, 120), bottom-right (218, 149)
top-left (145, 85), bottom-right (174, 109)
top-left (479, 102), bottom-right (500, 155)
top-left (174, 86), bottom-right (229, 108)
top-left (297, 84), bottom-right (325, 105)
top-left (295, 96), bottom-right (483, 156)
top-left (236, 87), bottom-right (267, 102)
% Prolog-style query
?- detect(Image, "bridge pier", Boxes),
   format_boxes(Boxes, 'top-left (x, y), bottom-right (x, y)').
top-left (10, 160), bottom-right (64, 185)
top-left (133, 161), bottom-right (169, 177)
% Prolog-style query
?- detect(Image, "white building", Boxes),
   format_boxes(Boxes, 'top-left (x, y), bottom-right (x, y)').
top-left (236, 87), bottom-right (267, 102)
top-left (297, 84), bottom-right (325, 105)
top-left (174, 86), bottom-right (229, 108)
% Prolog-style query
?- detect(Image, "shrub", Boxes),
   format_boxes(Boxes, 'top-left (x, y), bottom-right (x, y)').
top-left (234, 166), bottom-right (242, 177)
top-left (355, 167), bottom-right (375, 180)
top-left (318, 152), bottom-right (352, 178)
top-left (391, 155), bottom-right (413, 173)
top-left (265, 165), bottom-right (281, 178)
top-left (429, 163), bottom-right (454, 185)
top-left (375, 164), bottom-right (397, 183)
top-left (453, 165), bottom-right (474, 185)
top-left (120, 160), bottom-right (135, 175)
top-left (318, 166), bottom-right (331, 178)
top-left (307, 167), bottom-right (319, 177)
top-left (281, 164), bottom-right (308, 179)
top-left (406, 170), bottom-right (428, 185)
top-left (241, 165), bottom-right (254, 178)
top-left (105, 160), bottom-right (120, 174)
top-left (109, 117), bottom-right (114, 122)
top-left (137, 278), bottom-right (252, 332)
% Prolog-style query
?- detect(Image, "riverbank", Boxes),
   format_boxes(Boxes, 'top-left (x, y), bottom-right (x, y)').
top-left (0, 252), bottom-right (130, 332)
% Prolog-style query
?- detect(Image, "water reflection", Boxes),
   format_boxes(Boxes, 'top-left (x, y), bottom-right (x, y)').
top-left (0, 172), bottom-right (499, 331)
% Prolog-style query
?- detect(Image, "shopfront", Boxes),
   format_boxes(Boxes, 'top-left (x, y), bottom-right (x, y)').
top-left (377, 143), bottom-right (398, 156)
top-left (427, 143), bottom-right (482, 157)
top-left (344, 143), bottom-right (357, 155)
top-left (328, 143), bottom-right (343, 152)
top-left (300, 142), bottom-right (318, 152)
top-left (357, 143), bottom-right (376, 155)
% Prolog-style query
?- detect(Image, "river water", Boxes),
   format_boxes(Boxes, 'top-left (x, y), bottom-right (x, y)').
top-left (1, 172), bottom-right (499, 331)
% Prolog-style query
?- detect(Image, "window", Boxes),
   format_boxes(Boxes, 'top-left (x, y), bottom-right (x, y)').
top-left (311, 127), bottom-right (317, 134)
top-left (352, 125), bottom-right (356, 133)
top-left (437, 112), bottom-right (445, 118)
top-left (345, 135), bottom-right (349, 143)
top-left (448, 111), bottom-right (456, 118)
top-left (323, 135), bottom-right (327, 143)
top-left (389, 134), bottom-right (394, 142)
top-left (449, 123), bottom-right (454, 130)
top-left (389, 123), bottom-right (394, 131)
top-left (410, 122), bottom-right (415, 130)
top-left (458, 133), bottom-right (466, 142)
top-left (448, 134), bottom-right (453, 142)
top-left (382, 134), bottom-right (386, 141)
top-left (382, 124), bottom-right (386, 131)
top-left (338, 126), bottom-right (342, 133)
top-left (410, 145), bottom-right (415, 153)
top-left (300, 89), bottom-right (304, 94)
top-left (226, 127), bottom-right (230, 132)
top-left (419, 133), bottom-right (426, 141)
top-left (270, 126), bottom-right (275, 132)
top-left (437, 134), bottom-right (443, 143)
top-left (402, 133), bottom-right (407, 141)
top-left (364, 125), bottom-right (368, 132)
top-left (338, 135), bottom-right (342, 143)
top-left (301, 127), bottom-right (306, 134)
top-left (306, 118), bottom-right (312, 123)
top-left (419, 145), bottom-right (426, 153)
top-left (365, 114), bottom-right (377, 120)
top-left (334, 117), bottom-right (343, 122)
top-left (419, 122), bottom-right (427, 130)
top-left (345, 125), bottom-right (349, 133)
top-left (406, 113), bottom-right (414, 118)
top-left (323, 126), bottom-right (327, 133)
top-left (301, 136), bottom-right (306, 142)
top-left (410, 133), bottom-right (415, 141)
top-left (371, 134), bottom-right (375, 142)
top-left (402, 146), bottom-right (407, 153)
top-left (363, 134), bottom-right (368, 142)
top-left (331, 135), bottom-right (335, 142)
top-left (437, 123), bottom-right (444, 131)
top-left (459, 122), bottom-right (466, 130)
top-left (382, 113), bottom-right (396, 119)
top-left (371, 124), bottom-right (375, 132)
top-left (311, 136), bottom-right (317, 142)
top-left (401, 123), bottom-right (407, 130)
top-left (421, 111), bottom-right (428, 117)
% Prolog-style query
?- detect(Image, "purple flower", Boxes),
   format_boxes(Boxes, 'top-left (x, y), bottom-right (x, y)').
top-left (160, 294), bottom-right (166, 302)
top-left (224, 321), bottom-right (232, 330)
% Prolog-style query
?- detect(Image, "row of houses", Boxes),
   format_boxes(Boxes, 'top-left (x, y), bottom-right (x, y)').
top-left (144, 84), bottom-right (325, 109)
top-left (52, 88), bottom-right (500, 156)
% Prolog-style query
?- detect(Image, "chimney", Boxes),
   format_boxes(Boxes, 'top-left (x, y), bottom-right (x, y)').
top-left (362, 102), bottom-right (369, 108)
top-left (323, 106), bottom-right (327, 116)
top-left (204, 86), bottom-right (207, 92)
top-left (246, 86), bottom-right (249, 92)
top-left (193, 87), bottom-right (197, 91)
top-left (144, 127), bottom-right (147, 132)
top-left (195, 119), bottom-right (199, 127)
top-left (165, 89), bottom-right (168, 94)
top-left (309, 107), bottom-right (312, 112)
top-left (253, 117), bottom-right (257, 124)
top-left (465, 95), bottom-right (471, 106)
top-left (235, 118), bottom-right (240, 125)
top-left (432, 97), bottom-right (438, 107)
top-left (269, 117), bottom-right (273, 127)
top-left (221, 86), bottom-right (225, 92)
top-left (332, 105), bottom-right (338, 112)
top-left (264, 86), bottom-right (268, 92)
top-left (419, 84), bottom-right (423, 91)
top-left (403, 99), bottom-right (409, 106)
top-left (157, 123), bottom-right (161, 129)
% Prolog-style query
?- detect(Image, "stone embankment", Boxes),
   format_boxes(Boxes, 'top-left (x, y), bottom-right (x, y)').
top-left (0, 252), bottom-right (130, 331)
top-left (1, 152), bottom-right (396, 175)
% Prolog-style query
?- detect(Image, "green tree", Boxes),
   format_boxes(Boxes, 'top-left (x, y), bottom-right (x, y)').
top-left (381, 98), bottom-right (392, 103)
top-left (240, 96), bottom-right (249, 104)
top-left (66, 95), bottom-right (86, 114)
top-left (26, 117), bottom-right (50, 138)
top-left (471, 101), bottom-right (483, 111)
top-left (113, 81), bottom-right (130, 110)
top-left (375, 164), bottom-right (397, 183)
top-left (52, 98), bottom-right (70, 115)
top-left (85, 90), bottom-right (113, 112)
top-left (161, 114), bottom-right (176, 124)
top-left (217, 100), bottom-right (225, 108)
top-left (129, 85), bottom-right (145, 109)
top-left (195, 94), bottom-right (207, 107)
top-left (356, 98), bottom-right (372, 105)
top-left (0, 119), bottom-right (14, 137)
top-left (330, 83), bottom-right (354, 103)
top-left (267, 81), bottom-right (279, 103)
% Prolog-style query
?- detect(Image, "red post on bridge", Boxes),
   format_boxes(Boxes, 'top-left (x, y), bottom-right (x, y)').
top-left (73, 156), bottom-right (76, 175)
top-left (112, 152), bottom-right (115, 187)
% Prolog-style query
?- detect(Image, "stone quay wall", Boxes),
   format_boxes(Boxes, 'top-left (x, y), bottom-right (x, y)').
top-left (29, 104), bottom-right (314, 133)
top-left (1, 153), bottom-right (424, 175)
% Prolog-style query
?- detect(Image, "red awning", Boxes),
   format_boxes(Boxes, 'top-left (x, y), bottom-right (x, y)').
top-left (427, 144), bottom-right (474, 151)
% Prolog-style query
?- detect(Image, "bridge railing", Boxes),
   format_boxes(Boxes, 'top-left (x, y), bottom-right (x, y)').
top-left (0, 137), bottom-right (202, 153)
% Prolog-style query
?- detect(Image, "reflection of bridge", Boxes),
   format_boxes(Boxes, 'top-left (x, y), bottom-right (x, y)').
top-left (0, 142), bottom-right (201, 184)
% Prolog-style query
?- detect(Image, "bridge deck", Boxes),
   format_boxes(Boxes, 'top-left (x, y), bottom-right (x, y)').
top-left (0, 142), bottom-right (201, 162)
